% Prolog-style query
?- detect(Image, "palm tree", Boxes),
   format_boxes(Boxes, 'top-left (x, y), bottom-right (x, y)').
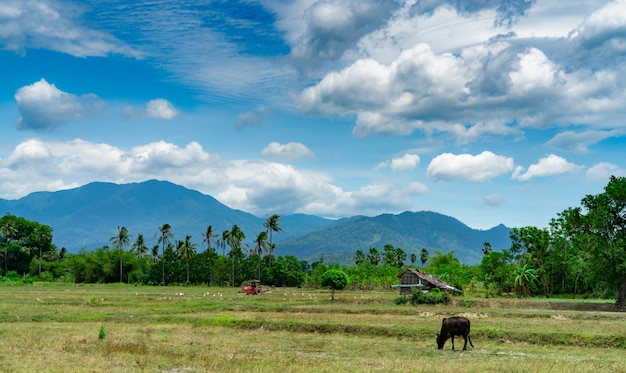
top-left (177, 235), bottom-right (197, 284)
top-left (513, 263), bottom-right (538, 297)
top-left (252, 231), bottom-right (269, 280)
top-left (420, 248), bottom-right (429, 267)
top-left (202, 225), bottom-right (218, 286)
top-left (157, 224), bottom-right (174, 286)
top-left (218, 230), bottom-right (231, 256)
top-left (264, 214), bottom-right (281, 267)
top-left (34, 227), bottom-right (51, 278)
top-left (227, 225), bottom-right (245, 287)
top-left (1, 217), bottom-right (17, 276)
top-left (132, 234), bottom-right (148, 284)
top-left (110, 226), bottom-right (131, 283)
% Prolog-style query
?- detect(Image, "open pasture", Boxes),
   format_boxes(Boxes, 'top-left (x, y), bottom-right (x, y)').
top-left (1, 284), bottom-right (625, 372)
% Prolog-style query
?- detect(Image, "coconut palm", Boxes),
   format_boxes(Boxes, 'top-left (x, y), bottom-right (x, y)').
top-left (420, 248), bottom-right (429, 267)
top-left (227, 225), bottom-right (245, 287)
top-left (34, 227), bottom-right (52, 278)
top-left (157, 224), bottom-right (174, 286)
top-left (177, 235), bottom-right (197, 284)
top-left (202, 225), bottom-right (218, 286)
top-left (132, 234), bottom-right (148, 284)
top-left (252, 231), bottom-right (269, 280)
top-left (264, 214), bottom-right (281, 267)
top-left (110, 226), bottom-right (131, 283)
top-left (0, 217), bottom-right (17, 276)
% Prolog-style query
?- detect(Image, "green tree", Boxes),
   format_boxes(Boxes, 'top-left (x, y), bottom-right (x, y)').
top-left (319, 269), bottom-right (349, 300)
top-left (177, 235), bottom-right (197, 284)
top-left (578, 176), bottom-right (626, 308)
top-left (227, 225), bottom-right (245, 286)
top-left (355, 249), bottom-right (365, 265)
top-left (33, 226), bottom-right (52, 278)
top-left (0, 216), bottom-right (17, 275)
top-left (110, 226), bottom-right (131, 283)
top-left (480, 249), bottom-right (513, 295)
top-left (264, 214), bottom-right (282, 268)
top-left (420, 248), bottom-right (429, 267)
top-left (367, 247), bottom-right (380, 266)
top-left (510, 226), bottom-right (551, 295)
top-left (410, 253), bottom-right (417, 266)
top-left (157, 224), bottom-right (174, 286)
top-left (482, 242), bottom-right (492, 255)
top-left (513, 263), bottom-right (538, 297)
top-left (132, 234), bottom-right (148, 284)
top-left (252, 231), bottom-right (269, 280)
top-left (202, 225), bottom-right (218, 286)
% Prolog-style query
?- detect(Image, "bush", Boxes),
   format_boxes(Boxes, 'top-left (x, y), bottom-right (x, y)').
top-left (409, 289), bottom-right (451, 305)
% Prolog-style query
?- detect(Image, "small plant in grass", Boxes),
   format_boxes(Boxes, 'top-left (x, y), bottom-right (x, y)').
top-left (98, 324), bottom-right (106, 340)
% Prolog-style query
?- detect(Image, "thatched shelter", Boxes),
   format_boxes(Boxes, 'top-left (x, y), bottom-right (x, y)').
top-left (395, 268), bottom-right (462, 295)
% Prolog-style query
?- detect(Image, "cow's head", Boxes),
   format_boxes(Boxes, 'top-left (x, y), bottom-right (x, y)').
top-left (435, 333), bottom-right (445, 349)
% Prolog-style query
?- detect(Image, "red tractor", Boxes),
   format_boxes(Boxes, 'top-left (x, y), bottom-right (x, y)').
top-left (242, 280), bottom-right (264, 295)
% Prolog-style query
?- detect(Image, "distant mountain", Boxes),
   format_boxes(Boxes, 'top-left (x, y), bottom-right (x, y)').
top-left (0, 180), bottom-right (511, 265)
top-left (0, 180), bottom-right (332, 251)
top-left (277, 211), bottom-right (511, 265)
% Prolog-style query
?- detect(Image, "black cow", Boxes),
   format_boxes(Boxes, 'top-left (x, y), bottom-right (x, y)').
top-left (435, 316), bottom-right (474, 351)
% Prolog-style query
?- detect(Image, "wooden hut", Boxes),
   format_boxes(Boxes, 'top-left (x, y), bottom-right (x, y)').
top-left (395, 268), bottom-right (462, 295)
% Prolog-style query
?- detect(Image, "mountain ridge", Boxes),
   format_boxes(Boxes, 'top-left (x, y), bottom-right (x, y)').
top-left (0, 180), bottom-right (511, 265)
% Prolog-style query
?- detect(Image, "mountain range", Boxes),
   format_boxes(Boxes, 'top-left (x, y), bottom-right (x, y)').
top-left (0, 180), bottom-right (511, 265)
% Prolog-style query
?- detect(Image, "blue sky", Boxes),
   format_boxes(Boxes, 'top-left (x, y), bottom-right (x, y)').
top-left (1, 0), bottom-right (625, 230)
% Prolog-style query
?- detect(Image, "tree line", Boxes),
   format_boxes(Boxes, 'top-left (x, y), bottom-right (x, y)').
top-left (2, 176), bottom-right (626, 308)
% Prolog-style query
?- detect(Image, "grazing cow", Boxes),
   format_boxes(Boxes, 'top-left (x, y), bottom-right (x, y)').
top-left (435, 316), bottom-right (474, 351)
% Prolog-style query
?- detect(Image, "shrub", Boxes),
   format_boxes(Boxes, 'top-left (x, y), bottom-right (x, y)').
top-left (409, 289), bottom-right (451, 305)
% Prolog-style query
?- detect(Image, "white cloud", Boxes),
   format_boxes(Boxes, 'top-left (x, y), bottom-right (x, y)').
top-left (377, 153), bottom-right (420, 171)
top-left (261, 142), bottom-right (314, 162)
top-left (0, 138), bottom-right (421, 219)
top-left (586, 162), bottom-right (626, 181)
top-left (14, 79), bottom-right (104, 131)
top-left (145, 99), bottom-right (179, 120)
top-left (513, 154), bottom-right (581, 181)
top-left (427, 151), bottom-right (514, 182)
top-left (0, 0), bottom-right (140, 57)
top-left (546, 130), bottom-right (620, 153)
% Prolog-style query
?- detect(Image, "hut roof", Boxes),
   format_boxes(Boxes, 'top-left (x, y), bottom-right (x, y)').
top-left (398, 268), bottom-right (462, 293)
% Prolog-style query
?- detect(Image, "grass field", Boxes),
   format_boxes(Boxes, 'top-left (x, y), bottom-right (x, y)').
top-left (1, 283), bottom-right (626, 372)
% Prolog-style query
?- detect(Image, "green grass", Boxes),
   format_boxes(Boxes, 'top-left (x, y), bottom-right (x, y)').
top-left (1, 283), bottom-right (625, 372)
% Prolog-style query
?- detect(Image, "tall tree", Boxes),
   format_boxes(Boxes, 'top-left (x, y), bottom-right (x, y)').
top-left (509, 226), bottom-right (551, 295)
top-left (252, 231), bottom-right (269, 280)
top-left (227, 225), bottom-right (245, 286)
top-left (34, 226), bottom-right (52, 278)
top-left (367, 247), bottom-right (380, 266)
top-left (110, 226), bottom-right (131, 283)
top-left (177, 235), bottom-right (197, 284)
top-left (0, 216), bottom-right (17, 275)
top-left (420, 248), bottom-right (429, 267)
top-left (578, 176), bottom-right (626, 309)
top-left (132, 234), bottom-right (148, 284)
top-left (202, 225), bottom-right (218, 286)
top-left (264, 214), bottom-right (282, 267)
top-left (218, 230), bottom-right (231, 256)
top-left (157, 224), bottom-right (174, 286)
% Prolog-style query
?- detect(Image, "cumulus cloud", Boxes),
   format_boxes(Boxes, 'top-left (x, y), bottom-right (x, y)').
top-left (482, 192), bottom-right (505, 207)
top-left (261, 142), bottom-right (314, 162)
top-left (288, 0), bottom-right (397, 72)
top-left (0, 0), bottom-right (140, 57)
top-left (293, 1), bottom-right (626, 142)
top-left (14, 79), bottom-right (104, 131)
top-left (586, 162), bottom-right (626, 181)
top-left (427, 151), bottom-right (514, 182)
top-left (377, 153), bottom-right (420, 171)
top-left (146, 99), bottom-right (179, 120)
top-left (513, 154), bottom-right (581, 181)
top-left (0, 138), bottom-right (422, 219)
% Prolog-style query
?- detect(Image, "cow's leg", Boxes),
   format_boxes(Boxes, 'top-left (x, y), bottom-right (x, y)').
top-left (468, 335), bottom-right (474, 348)
top-left (451, 335), bottom-right (455, 350)
top-left (462, 335), bottom-right (468, 351)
